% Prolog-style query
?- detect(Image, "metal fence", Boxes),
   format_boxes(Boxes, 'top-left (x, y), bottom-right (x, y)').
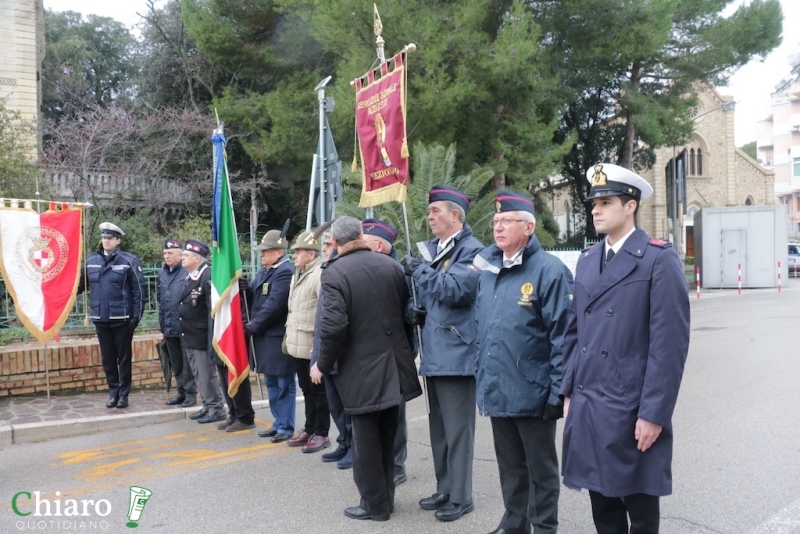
top-left (0, 264), bottom-right (260, 342)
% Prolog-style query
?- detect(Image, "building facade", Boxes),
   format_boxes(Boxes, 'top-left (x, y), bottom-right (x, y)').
top-left (756, 50), bottom-right (800, 239)
top-left (0, 0), bottom-right (45, 157)
top-left (549, 84), bottom-right (774, 257)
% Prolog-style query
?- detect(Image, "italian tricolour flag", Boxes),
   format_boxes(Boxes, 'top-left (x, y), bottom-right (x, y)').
top-left (210, 129), bottom-right (249, 396)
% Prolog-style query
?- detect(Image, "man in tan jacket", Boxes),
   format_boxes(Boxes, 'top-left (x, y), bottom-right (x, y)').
top-left (283, 231), bottom-right (330, 453)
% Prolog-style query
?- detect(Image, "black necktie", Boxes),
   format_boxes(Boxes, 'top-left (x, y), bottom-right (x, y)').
top-left (605, 248), bottom-right (615, 267)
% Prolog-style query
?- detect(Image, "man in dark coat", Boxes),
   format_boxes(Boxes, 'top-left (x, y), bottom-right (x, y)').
top-left (401, 186), bottom-right (483, 522)
top-left (362, 217), bottom-right (410, 487)
top-left (178, 239), bottom-right (226, 424)
top-left (474, 192), bottom-right (574, 534)
top-left (246, 229), bottom-right (296, 443)
top-left (310, 216), bottom-right (422, 522)
top-left (561, 164), bottom-right (690, 534)
top-left (79, 222), bottom-right (145, 409)
top-left (157, 238), bottom-right (196, 407)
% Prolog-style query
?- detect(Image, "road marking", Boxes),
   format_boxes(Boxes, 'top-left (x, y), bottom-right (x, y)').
top-left (751, 498), bottom-right (800, 533)
top-left (58, 429), bottom-right (227, 465)
top-left (54, 424), bottom-right (296, 487)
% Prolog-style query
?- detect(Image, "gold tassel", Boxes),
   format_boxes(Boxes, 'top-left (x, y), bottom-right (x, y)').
top-left (351, 153), bottom-right (358, 173)
top-left (401, 140), bottom-right (409, 159)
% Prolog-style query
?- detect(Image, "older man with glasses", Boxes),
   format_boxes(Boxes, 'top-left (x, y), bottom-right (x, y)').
top-left (473, 191), bottom-right (574, 534)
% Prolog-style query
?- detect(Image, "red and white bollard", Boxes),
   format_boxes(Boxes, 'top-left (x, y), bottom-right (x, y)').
top-left (696, 266), bottom-right (701, 300)
top-left (778, 261), bottom-right (782, 292)
top-left (738, 263), bottom-right (742, 295)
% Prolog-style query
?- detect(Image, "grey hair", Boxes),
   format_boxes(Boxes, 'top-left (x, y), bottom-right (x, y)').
top-left (518, 210), bottom-right (536, 224)
top-left (445, 201), bottom-right (466, 224)
top-left (365, 234), bottom-right (392, 253)
top-left (185, 251), bottom-right (207, 264)
top-left (331, 216), bottom-right (363, 246)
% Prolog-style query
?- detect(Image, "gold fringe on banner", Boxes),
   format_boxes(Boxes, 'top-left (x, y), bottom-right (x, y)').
top-left (359, 182), bottom-right (408, 208)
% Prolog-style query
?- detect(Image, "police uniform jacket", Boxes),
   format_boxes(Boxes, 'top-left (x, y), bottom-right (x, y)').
top-left (560, 228), bottom-right (690, 497)
top-left (83, 248), bottom-right (145, 324)
top-left (474, 234), bottom-right (573, 417)
top-left (410, 224), bottom-right (483, 377)
top-left (248, 256), bottom-right (295, 376)
top-left (317, 240), bottom-right (422, 415)
top-left (178, 263), bottom-right (214, 357)
top-left (158, 262), bottom-right (188, 337)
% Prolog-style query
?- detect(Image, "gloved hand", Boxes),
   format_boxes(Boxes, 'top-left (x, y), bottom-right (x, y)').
top-left (128, 317), bottom-right (139, 333)
top-left (405, 305), bottom-right (427, 326)
top-left (238, 276), bottom-right (249, 293)
top-left (542, 403), bottom-right (564, 421)
top-left (401, 254), bottom-right (422, 276)
top-left (245, 323), bottom-right (254, 337)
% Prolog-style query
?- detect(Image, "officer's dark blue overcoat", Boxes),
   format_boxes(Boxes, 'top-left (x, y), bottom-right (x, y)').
top-left (561, 228), bottom-right (690, 497)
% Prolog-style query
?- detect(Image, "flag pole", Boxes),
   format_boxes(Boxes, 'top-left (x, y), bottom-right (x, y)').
top-left (368, 4), bottom-right (427, 412)
top-left (33, 170), bottom-right (52, 402)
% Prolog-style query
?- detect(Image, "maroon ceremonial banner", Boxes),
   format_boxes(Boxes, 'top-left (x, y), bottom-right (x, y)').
top-left (355, 53), bottom-right (409, 207)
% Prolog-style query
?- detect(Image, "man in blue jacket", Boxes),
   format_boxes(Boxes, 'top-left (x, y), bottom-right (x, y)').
top-left (474, 192), bottom-right (574, 534)
top-left (401, 185), bottom-right (483, 522)
top-left (561, 164), bottom-right (690, 534)
top-left (80, 222), bottom-right (145, 409)
top-left (246, 229), bottom-right (296, 443)
top-left (157, 238), bottom-right (196, 407)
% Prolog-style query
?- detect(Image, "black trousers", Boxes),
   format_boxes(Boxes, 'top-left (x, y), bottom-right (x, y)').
top-left (351, 405), bottom-right (399, 515)
top-left (95, 322), bottom-right (134, 400)
top-left (589, 491), bottom-right (660, 534)
top-left (217, 364), bottom-right (255, 424)
top-left (164, 335), bottom-right (196, 397)
top-left (295, 358), bottom-right (330, 436)
top-left (324, 374), bottom-right (351, 449)
top-left (491, 416), bottom-right (559, 534)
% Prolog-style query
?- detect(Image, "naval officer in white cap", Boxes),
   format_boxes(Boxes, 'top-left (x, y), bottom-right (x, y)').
top-left (560, 163), bottom-right (690, 533)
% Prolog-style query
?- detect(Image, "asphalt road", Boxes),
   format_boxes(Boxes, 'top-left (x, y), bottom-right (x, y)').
top-left (1, 285), bottom-right (799, 534)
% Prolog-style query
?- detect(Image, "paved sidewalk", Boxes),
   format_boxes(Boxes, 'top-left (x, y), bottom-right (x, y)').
top-left (0, 385), bottom-right (277, 447)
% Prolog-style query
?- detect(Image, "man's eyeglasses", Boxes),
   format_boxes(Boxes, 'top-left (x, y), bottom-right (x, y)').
top-left (490, 218), bottom-right (526, 229)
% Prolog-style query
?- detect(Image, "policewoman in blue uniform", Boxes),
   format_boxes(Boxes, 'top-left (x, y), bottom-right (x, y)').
top-left (474, 192), bottom-right (574, 534)
top-left (561, 164), bottom-right (690, 534)
top-left (80, 222), bottom-right (145, 409)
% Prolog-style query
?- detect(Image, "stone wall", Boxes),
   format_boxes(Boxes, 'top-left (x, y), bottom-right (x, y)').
top-left (0, 334), bottom-right (164, 397)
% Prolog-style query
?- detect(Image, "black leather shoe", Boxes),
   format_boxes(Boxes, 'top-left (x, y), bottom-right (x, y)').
top-left (434, 501), bottom-right (474, 522)
top-left (321, 445), bottom-right (348, 462)
top-left (393, 472), bottom-right (407, 486)
top-left (166, 394), bottom-right (185, 406)
top-left (116, 397), bottom-right (129, 409)
top-left (217, 418), bottom-right (235, 430)
top-left (189, 408), bottom-right (208, 420)
top-left (270, 432), bottom-right (291, 443)
top-left (181, 397), bottom-right (196, 408)
top-left (105, 398), bottom-right (118, 408)
top-left (226, 421), bottom-right (255, 432)
top-left (197, 411), bottom-right (226, 424)
top-left (344, 506), bottom-right (390, 521)
top-left (419, 493), bottom-right (449, 511)
top-left (258, 428), bottom-right (278, 438)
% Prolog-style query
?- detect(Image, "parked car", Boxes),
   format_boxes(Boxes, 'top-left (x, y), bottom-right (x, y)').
top-left (789, 243), bottom-right (800, 275)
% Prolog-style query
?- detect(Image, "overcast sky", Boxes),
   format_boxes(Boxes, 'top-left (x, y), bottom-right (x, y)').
top-left (44, 0), bottom-right (800, 147)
